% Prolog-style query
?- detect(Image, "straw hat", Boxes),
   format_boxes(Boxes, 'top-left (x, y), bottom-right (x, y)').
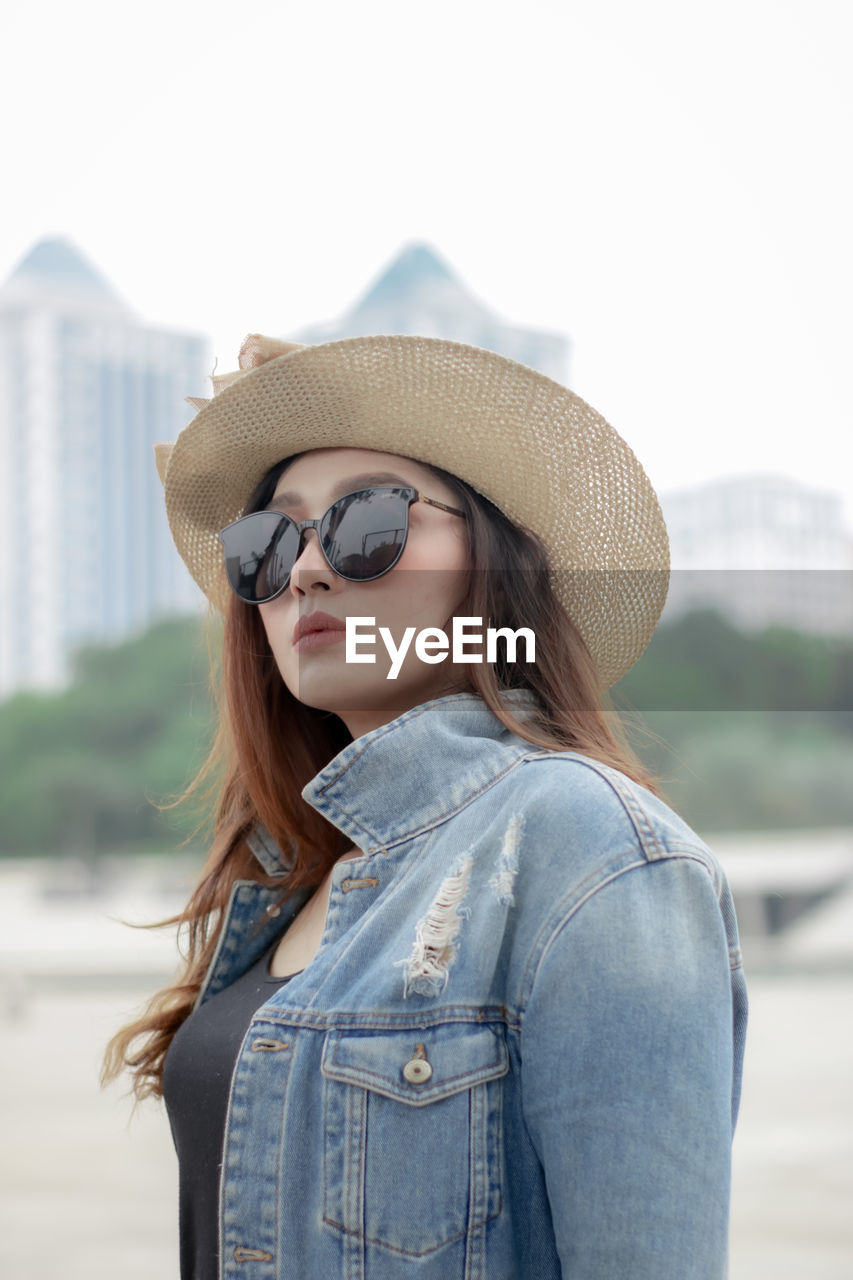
top-left (155, 332), bottom-right (669, 688)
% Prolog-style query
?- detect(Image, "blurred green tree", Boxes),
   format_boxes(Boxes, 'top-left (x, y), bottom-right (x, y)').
top-left (0, 609), bottom-right (851, 856)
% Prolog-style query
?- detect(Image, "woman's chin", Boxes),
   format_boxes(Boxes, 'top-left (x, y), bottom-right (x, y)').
top-left (285, 667), bottom-right (394, 715)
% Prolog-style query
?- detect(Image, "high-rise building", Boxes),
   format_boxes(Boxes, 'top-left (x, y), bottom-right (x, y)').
top-left (0, 238), bottom-right (210, 695)
top-left (660, 473), bottom-right (853, 636)
top-left (292, 242), bottom-right (572, 384)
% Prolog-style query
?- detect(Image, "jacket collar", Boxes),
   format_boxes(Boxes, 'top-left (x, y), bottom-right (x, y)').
top-left (247, 689), bottom-right (541, 873)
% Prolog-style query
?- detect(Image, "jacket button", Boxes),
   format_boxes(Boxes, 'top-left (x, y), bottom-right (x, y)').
top-left (402, 1056), bottom-right (433, 1084)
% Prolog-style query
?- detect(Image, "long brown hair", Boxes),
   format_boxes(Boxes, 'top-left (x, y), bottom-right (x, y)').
top-left (102, 453), bottom-right (660, 1101)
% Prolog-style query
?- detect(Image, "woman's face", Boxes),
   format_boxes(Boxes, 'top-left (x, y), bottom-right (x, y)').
top-left (257, 447), bottom-right (473, 738)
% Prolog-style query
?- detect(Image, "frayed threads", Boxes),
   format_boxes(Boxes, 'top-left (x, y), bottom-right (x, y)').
top-left (488, 814), bottom-right (523, 907)
top-left (395, 856), bottom-right (473, 998)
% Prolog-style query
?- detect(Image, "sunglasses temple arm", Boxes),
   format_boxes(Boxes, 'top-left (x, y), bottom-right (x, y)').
top-left (420, 495), bottom-right (467, 519)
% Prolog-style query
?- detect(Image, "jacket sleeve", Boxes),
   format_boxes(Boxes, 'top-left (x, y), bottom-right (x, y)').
top-left (520, 853), bottom-right (742, 1279)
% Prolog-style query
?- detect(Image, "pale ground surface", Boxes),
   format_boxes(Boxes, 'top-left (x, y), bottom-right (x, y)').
top-left (1, 853), bottom-right (852, 1278)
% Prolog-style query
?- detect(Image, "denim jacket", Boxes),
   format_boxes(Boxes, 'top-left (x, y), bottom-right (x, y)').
top-left (196, 688), bottom-right (747, 1279)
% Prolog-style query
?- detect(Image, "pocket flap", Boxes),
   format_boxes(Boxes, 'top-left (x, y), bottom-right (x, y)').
top-left (321, 1023), bottom-right (508, 1106)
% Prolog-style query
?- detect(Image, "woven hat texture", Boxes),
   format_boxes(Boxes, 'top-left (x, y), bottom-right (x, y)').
top-left (156, 333), bottom-right (669, 688)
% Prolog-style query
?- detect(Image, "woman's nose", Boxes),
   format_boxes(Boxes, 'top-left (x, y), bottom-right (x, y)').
top-left (289, 526), bottom-right (336, 589)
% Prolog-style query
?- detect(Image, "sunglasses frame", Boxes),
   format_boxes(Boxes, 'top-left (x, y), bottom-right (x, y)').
top-left (218, 484), bottom-right (468, 604)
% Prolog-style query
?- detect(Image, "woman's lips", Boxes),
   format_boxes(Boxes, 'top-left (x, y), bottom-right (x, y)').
top-left (293, 626), bottom-right (346, 653)
top-left (293, 611), bottom-right (347, 648)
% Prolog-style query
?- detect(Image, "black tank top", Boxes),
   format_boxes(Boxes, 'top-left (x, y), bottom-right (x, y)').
top-left (162, 930), bottom-right (303, 1280)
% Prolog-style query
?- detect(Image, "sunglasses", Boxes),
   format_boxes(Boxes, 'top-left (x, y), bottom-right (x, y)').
top-left (219, 485), bottom-right (467, 604)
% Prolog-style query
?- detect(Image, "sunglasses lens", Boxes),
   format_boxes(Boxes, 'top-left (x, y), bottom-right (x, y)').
top-left (321, 488), bottom-right (411, 579)
top-left (220, 488), bottom-right (415, 602)
top-left (221, 511), bottom-right (300, 602)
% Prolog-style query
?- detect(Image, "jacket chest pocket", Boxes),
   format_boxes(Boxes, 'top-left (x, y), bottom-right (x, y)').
top-left (321, 1022), bottom-right (508, 1258)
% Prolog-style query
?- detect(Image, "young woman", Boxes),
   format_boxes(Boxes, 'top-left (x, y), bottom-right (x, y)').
top-left (103, 333), bottom-right (747, 1280)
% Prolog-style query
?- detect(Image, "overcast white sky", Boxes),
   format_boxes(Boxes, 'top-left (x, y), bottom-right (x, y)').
top-left (3, 0), bottom-right (851, 523)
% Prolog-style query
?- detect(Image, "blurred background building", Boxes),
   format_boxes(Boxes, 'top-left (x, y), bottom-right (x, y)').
top-left (0, 237), bottom-right (572, 697)
top-left (660, 473), bottom-right (853, 636)
top-left (291, 240), bottom-right (573, 383)
top-left (0, 238), bottom-right (209, 696)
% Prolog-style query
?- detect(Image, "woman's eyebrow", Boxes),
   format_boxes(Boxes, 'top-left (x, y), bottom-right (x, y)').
top-left (266, 471), bottom-right (412, 511)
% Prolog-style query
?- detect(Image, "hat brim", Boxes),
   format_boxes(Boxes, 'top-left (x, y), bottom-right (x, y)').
top-left (160, 334), bottom-right (669, 687)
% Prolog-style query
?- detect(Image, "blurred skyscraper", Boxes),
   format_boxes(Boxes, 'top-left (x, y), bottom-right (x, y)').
top-left (292, 242), bottom-right (573, 384)
top-left (0, 238), bottom-right (209, 695)
top-left (660, 473), bottom-right (853, 636)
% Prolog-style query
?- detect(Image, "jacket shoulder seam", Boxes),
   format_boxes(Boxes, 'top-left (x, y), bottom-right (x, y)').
top-left (521, 752), bottom-right (667, 859)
